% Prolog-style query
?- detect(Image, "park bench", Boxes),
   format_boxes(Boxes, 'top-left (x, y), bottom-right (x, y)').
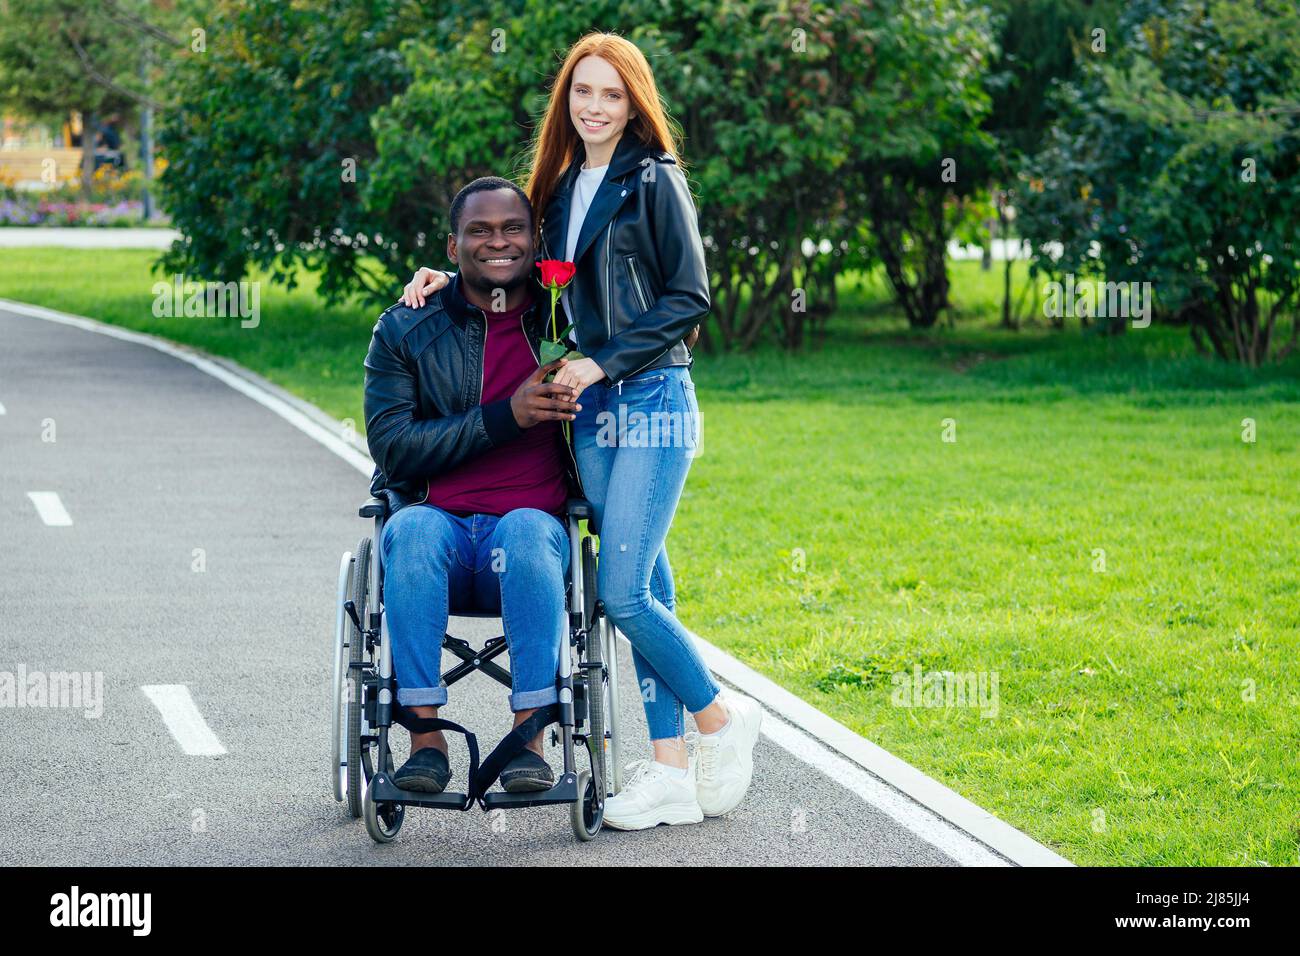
top-left (0, 147), bottom-right (83, 187)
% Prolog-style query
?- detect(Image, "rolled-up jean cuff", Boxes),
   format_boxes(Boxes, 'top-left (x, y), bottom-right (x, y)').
top-left (397, 686), bottom-right (448, 708)
top-left (509, 686), bottom-right (559, 711)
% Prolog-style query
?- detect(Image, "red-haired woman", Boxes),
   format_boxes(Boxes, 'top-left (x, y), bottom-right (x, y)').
top-left (400, 33), bottom-right (762, 831)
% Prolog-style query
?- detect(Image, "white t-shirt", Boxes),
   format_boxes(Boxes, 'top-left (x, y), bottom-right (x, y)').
top-left (558, 162), bottom-right (608, 348)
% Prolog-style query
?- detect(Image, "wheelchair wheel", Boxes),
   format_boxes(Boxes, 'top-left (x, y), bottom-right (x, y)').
top-left (363, 778), bottom-right (405, 843)
top-left (331, 550), bottom-right (354, 803)
top-left (601, 616), bottom-right (625, 795)
top-left (570, 769), bottom-right (603, 841)
top-left (345, 536), bottom-right (373, 819)
top-left (573, 536), bottom-right (612, 839)
top-left (580, 538), bottom-right (609, 800)
top-left (582, 531), bottom-right (599, 629)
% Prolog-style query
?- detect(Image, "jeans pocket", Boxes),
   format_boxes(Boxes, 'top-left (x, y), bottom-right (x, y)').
top-left (607, 372), bottom-right (671, 449)
top-left (679, 377), bottom-right (700, 452)
top-left (619, 369), bottom-right (669, 388)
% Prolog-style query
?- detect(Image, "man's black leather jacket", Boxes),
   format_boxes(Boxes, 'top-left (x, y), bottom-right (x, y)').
top-left (363, 272), bottom-right (580, 514)
top-left (540, 134), bottom-right (709, 385)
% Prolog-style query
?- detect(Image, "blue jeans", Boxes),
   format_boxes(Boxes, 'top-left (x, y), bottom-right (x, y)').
top-left (573, 364), bottom-right (721, 740)
top-left (379, 504), bottom-right (569, 712)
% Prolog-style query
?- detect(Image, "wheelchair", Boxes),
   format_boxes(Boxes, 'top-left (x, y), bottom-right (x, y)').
top-left (330, 494), bottom-right (625, 843)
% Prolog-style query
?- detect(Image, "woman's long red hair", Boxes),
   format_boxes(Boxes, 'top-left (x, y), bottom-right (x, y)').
top-left (525, 32), bottom-right (683, 232)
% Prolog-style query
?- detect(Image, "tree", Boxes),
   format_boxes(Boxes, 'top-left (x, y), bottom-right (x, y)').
top-left (839, 0), bottom-right (996, 330)
top-left (1017, 0), bottom-right (1300, 364)
top-left (979, 0), bottom-right (1124, 329)
top-left (156, 0), bottom-right (417, 299)
top-left (0, 0), bottom-right (195, 194)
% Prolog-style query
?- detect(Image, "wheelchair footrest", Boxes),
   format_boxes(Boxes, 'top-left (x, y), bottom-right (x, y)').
top-left (480, 773), bottom-right (581, 810)
top-left (369, 775), bottom-right (474, 810)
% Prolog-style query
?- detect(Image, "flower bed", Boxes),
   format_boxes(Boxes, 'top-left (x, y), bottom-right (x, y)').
top-left (0, 197), bottom-right (154, 227)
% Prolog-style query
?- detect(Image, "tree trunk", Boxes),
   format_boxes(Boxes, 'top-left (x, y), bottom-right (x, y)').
top-left (998, 199), bottom-right (1017, 329)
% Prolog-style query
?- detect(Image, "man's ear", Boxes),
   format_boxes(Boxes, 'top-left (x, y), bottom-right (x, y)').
top-left (446, 233), bottom-right (458, 265)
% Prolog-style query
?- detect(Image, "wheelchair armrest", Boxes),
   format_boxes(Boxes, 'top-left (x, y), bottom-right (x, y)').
top-left (565, 498), bottom-right (593, 520)
top-left (358, 496), bottom-right (389, 519)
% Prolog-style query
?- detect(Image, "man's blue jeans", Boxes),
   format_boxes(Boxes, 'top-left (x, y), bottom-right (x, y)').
top-left (572, 365), bottom-right (721, 740)
top-left (379, 504), bottom-right (569, 712)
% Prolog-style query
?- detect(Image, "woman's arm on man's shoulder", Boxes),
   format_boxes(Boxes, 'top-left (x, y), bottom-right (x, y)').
top-left (401, 268), bottom-right (454, 309)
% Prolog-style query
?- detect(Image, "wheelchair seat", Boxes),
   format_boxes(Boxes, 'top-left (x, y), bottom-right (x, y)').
top-left (359, 496), bottom-right (591, 522)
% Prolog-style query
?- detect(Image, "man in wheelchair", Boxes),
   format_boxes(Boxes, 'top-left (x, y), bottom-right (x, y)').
top-left (363, 177), bottom-right (584, 796)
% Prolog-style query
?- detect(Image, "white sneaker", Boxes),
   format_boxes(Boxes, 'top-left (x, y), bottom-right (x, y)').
top-left (692, 693), bottom-right (763, 817)
top-left (602, 759), bottom-right (704, 831)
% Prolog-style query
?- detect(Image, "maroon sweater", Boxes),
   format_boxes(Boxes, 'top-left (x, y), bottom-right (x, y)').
top-left (424, 298), bottom-right (568, 517)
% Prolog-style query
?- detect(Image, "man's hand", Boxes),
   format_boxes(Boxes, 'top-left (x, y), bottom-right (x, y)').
top-left (402, 267), bottom-right (450, 309)
top-left (552, 356), bottom-right (607, 399)
top-left (511, 359), bottom-right (581, 428)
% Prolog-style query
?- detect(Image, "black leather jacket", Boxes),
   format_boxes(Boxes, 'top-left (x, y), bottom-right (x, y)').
top-left (540, 134), bottom-right (709, 385)
top-left (363, 272), bottom-right (581, 513)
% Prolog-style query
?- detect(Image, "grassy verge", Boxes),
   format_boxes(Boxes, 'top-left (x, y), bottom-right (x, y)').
top-left (4, 247), bottom-right (1299, 865)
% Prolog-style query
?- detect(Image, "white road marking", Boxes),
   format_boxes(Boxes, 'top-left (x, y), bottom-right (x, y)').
top-left (757, 705), bottom-right (1005, 865)
top-left (27, 491), bottom-right (72, 526)
top-left (691, 634), bottom-right (1072, 865)
top-left (3, 298), bottom-right (1071, 866)
top-left (0, 400), bottom-right (7, 414)
top-left (141, 685), bottom-right (227, 756)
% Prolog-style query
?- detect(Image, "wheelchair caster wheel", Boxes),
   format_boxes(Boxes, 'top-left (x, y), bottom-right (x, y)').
top-left (570, 769), bottom-right (603, 841)
top-left (363, 778), bottom-right (405, 844)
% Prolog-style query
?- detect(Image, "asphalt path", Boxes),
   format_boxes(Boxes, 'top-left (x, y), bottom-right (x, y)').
top-left (0, 304), bottom-right (981, 866)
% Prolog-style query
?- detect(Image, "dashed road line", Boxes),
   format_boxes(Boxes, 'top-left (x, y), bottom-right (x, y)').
top-left (27, 490), bottom-right (72, 526)
top-left (141, 685), bottom-right (227, 756)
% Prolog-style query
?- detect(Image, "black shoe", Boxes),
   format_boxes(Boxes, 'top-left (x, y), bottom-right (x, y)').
top-left (500, 749), bottom-right (554, 793)
top-left (393, 746), bottom-right (451, 794)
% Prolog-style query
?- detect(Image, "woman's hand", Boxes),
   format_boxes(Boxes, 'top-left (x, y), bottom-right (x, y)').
top-left (401, 267), bottom-right (449, 309)
top-left (552, 357), bottom-right (607, 399)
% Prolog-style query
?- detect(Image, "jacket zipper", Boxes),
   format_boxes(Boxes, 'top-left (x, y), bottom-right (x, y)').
top-left (474, 311), bottom-right (487, 405)
top-left (519, 311), bottom-right (540, 363)
top-left (603, 218), bottom-right (620, 395)
top-left (627, 255), bottom-right (652, 314)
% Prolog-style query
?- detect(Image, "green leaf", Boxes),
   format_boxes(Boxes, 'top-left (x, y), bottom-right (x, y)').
top-left (539, 339), bottom-right (567, 364)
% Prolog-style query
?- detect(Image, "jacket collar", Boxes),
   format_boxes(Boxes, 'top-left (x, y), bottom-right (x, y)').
top-left (541, 134), bottom-right (675, 268)
top-left (441, 269), bottom-right (544, 331)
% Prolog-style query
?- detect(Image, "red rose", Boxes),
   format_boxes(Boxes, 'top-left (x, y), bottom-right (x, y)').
top-left (538, 259), bottom-right (576, 290)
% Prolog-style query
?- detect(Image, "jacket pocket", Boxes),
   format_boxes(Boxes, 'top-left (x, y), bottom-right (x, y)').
top-left (624, 255), bottom-right (653, 316)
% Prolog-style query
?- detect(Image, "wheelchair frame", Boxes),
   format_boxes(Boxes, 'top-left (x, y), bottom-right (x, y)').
top-left (331, 495), bottom-right (625, 843)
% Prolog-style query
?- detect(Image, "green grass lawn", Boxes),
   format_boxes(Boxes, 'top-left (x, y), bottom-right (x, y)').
top-left (4, 248), bottom-right (1298, 865)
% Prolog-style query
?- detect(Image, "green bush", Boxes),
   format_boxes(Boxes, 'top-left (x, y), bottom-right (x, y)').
top-left (156, 0), bottom-right (417, 300)
top-left (1017, 0), bottom-right (1300, 365)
